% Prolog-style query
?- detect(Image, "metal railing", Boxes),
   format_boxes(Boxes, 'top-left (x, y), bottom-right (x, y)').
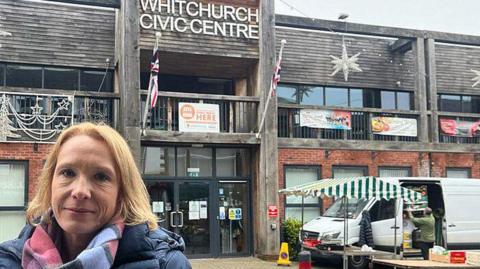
top-left (278, 105), bottom-right (420, 142)
top-left (0, 91), bottom-right (118, 142)
top-left (142, 91), bottom-right (260, 133)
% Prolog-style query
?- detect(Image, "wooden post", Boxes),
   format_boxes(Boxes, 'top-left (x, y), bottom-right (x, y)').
top-left (413, 38), bottom-right (429, 143)
top-left (118, 0), bottom-right (141, 165)
top-left (255, 0), bottom-right (280, 258)
top-left (425, 38), bottom-right (439, 143)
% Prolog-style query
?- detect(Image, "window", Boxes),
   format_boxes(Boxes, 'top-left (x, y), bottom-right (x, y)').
top-left (142, 147), bottom-right (175, 176)
top-left (332, 166), bottom-right (367, 178)
top-left (381, 91), bottom-right (396, 109)
top-left (438, 94), bottom-right (480, 113)
top-left (0, 161), bottom-right (27, 243)
top-left (439, 94), bottom-right (462, 112)
top-left (299, 86), bottom-right (323, 106)
top-left (216, 148), bottom-right (250, 177)
top-left (284, 166), bottom-right (321, 222)
top-left (350, 88), bottom-right (364, 108)
top-left (378, 167), bottom-right (411, 177)
top-left (277, 83), bottom-right (413, 110)
top-left (80, 70), bottom-right (113, 92)
top-left (446, 168), bottom-right (471, 178)
top-left (0, 64), bottom-right (4, 86)
top-left (44, 67), bottom-right (78, 90)
top-left (6, 65), bottom-right (42, 88)
top-left (277, 85), bottom-right (296, 104)
top-left (369, 199), bottom-right (396, 222)
top-left (177, 147), bottom-right (213, 177)
top-left (325, 87), bottom-right (348, 107)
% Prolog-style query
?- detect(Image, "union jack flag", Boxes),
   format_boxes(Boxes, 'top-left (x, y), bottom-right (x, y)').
top-left (271, 58), bottom-right (282, 96)
top-left (148, 49), bottom-right (160, 108)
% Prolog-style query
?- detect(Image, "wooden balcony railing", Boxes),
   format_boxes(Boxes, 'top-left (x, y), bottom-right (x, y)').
top-left (142, 91), bottom-right (260, 133)
top-left (278, 104), bottom-right (420, 142)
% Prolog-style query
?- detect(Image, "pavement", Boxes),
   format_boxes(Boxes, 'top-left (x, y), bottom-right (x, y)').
top-left (190, 257), bottom-right (338, 269)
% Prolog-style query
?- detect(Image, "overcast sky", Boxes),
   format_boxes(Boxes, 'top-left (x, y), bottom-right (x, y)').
top-left (275, 0), bottom-right (479, 36)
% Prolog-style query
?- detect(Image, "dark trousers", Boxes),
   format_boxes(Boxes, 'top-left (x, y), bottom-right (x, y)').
top-left (418, 241), bottom-right (434, 260)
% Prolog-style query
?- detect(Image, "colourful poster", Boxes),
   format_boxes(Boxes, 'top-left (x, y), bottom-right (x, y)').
top-left (300, 109), bottom-right (351, 130)
top-left (371, 117), bottom-right (417, 137)
top-left (440, 118), bottom-right (480, 137)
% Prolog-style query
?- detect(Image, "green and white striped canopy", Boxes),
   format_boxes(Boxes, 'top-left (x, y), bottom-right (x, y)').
top-left (279, 176), bottom-right (423, 201)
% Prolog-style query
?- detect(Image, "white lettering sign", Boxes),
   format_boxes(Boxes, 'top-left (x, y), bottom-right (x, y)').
top-left (140, 0), bottom-right (259, 39)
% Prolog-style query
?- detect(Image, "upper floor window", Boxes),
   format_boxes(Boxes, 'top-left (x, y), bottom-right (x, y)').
top-left (438, 94), bottom-right (480, 113)
top-left (278, 83), bottom-right (413, 110)
top-left (0, 62), bottom-right (113, 92)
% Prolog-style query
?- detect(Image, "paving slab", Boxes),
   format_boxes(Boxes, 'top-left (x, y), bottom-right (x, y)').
top-left (190, 257), bottom-right (337, 269)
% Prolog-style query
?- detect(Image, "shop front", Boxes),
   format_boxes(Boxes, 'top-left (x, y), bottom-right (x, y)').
top-left (141, 145), bottom-right (253, 258)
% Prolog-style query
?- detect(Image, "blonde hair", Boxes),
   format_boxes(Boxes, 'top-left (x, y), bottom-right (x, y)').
top-left (26, 122), bottom-right (158, 230)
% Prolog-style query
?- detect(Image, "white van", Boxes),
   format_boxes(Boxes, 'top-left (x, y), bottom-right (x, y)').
top-left (299, 177), bottom-right (480, 269)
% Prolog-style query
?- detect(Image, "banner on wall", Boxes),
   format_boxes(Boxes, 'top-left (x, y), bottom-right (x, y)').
top-left (371, 117), bottom-right (418, 137)
top-left (440, 118), bottom-right (480, 137)
top-left (300, 109), bottom-right (351, 130)
top-left (178, 102), bottom-right (220, 133)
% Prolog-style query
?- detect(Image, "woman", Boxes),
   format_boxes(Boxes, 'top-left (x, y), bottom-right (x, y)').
top-left (0, 122), bottom-right (191, 269)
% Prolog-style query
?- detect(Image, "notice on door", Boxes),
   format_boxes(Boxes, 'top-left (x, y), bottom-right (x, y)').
top-left (200, 201), bottom-right (208, 219)
top-left (179, 102), bottom-right (220, 133)
top-left (228, 208), bottom-right (242, 220)
top-left (152, 201), bottom-right (164, 213)
top-left (189, 201), bottom-right (200, 220)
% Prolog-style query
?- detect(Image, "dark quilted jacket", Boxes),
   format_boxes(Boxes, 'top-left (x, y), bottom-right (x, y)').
top-left (358, 210), bottom-right (375, 247)
top-left (0, 223), bottom-right (191, 269)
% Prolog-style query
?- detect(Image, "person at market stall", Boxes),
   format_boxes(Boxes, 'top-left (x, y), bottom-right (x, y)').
top-left (407, 207), bottom-right (435, 260)
top-left (0, 122), bottom-right (191, 269)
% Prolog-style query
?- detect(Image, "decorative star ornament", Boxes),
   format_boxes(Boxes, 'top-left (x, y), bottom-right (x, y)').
top-left (471, 69), bottom-right (480, 88)
top-left (330, 40), bottom-right (362, 81)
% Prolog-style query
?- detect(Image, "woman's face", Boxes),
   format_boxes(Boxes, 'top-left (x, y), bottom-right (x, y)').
top-left (51, 134), bottom-right (120, 239)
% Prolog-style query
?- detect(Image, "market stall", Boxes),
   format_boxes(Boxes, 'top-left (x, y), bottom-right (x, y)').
top-left (279, 176), bottom-right (425, 269)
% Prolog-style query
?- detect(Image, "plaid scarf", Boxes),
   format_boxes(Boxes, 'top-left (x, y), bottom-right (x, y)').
top-left (22, 214), bottom-right (124, 269)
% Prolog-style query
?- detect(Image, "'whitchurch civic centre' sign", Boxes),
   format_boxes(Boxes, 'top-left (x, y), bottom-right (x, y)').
top-left (140, 0), bottom-right (259, 39)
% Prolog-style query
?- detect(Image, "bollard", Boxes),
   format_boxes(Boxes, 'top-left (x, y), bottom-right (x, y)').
top-left (298, 250), bottom-right (311, 269)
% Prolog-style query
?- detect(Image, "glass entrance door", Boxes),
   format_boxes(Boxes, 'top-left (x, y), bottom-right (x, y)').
top-left (178, 182), bottom-right (211, 256)
top-left (145, 180), bottom-right (212, 258)
top-left (218, 181), bottom-right (250, 255)
top-left (146, 180), bottom-right (250, 258)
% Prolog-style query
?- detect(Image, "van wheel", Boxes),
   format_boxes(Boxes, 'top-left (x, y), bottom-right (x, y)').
top-left (348, 256), bottom-right (369, 269)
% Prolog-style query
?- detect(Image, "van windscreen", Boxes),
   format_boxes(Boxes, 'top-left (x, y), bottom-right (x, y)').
top-left (323, 198), bottom-right (369, 219)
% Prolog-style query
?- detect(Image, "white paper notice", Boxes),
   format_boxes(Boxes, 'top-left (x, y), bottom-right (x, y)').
top-left (219, 207), bottom-right (226, 220)
top-left (189, 211), bottom-right (200, 220)
top-left (152, 201), bottom-right (164, 213)
top-left (200, 201), bottom-right (207, 219)
top-left (189, 201), bottom-right (200, 212)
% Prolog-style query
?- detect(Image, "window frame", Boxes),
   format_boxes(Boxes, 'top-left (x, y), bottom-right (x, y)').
top-left (332, 165), bottom-right (368, 178)
top-left (378, 166), bottom-right (412, 177)
top-left (283, 165), bottom-right (322, 218)
top-left (0, 160), bottom-right (28, 211)
top-left (277, 83), bottom-right (413, 111)
top-left (445, 167), bottom-right (471, 178)
top-left (438, 94), bottom-right (480, 113)
top-left (1, 62), bottom-right (114, 92)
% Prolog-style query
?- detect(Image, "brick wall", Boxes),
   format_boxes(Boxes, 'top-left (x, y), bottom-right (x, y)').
top-left (278, 149), bottom-right (480, 220)
top-left (0, 143), bottom-right (52, 201)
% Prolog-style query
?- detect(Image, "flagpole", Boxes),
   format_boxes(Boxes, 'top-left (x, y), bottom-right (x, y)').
top-left (256, 39), bottom-right (286, 139)
top-left (142, 32), bottom-right (161, 136)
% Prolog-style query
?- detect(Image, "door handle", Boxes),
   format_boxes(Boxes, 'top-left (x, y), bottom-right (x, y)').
top-left (170, 211), bottom-right (177, 228)
top-left (178, 211), bottom-right (184, 228)
top-left (448, 224), bottom-right (456, 228)
top-left (390, 226), bottom-right (400, 229)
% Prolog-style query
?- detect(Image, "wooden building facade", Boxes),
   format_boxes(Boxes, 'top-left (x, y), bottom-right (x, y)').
top-left (0, 0), bottom-right (480, 260)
